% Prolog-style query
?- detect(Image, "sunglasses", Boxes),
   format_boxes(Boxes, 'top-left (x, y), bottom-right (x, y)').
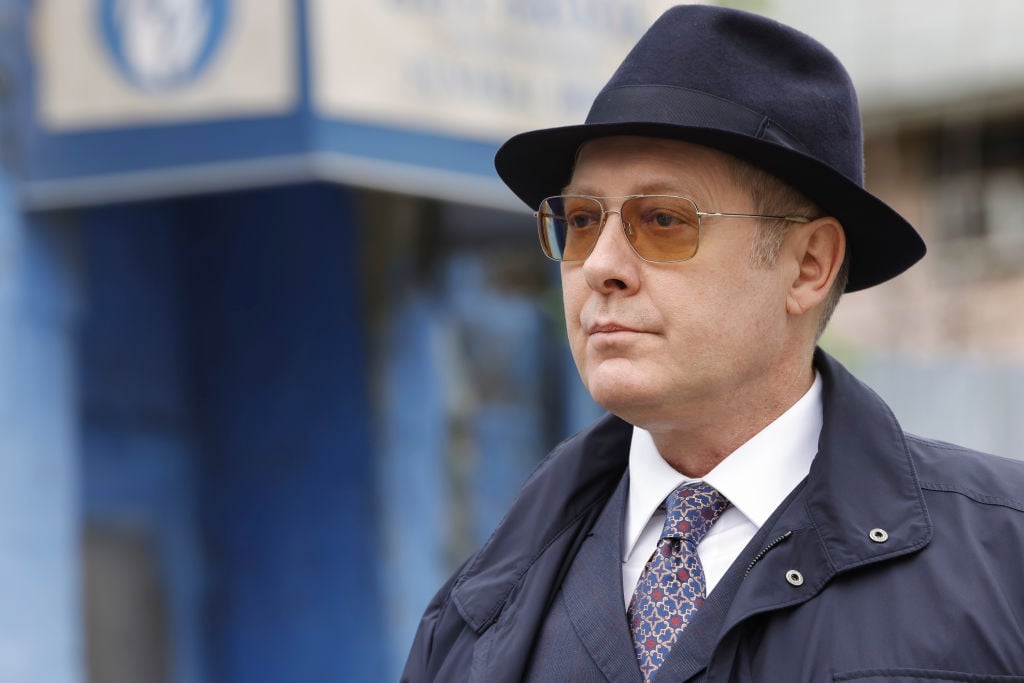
top-left (536, 194), bottom-right (810, 263)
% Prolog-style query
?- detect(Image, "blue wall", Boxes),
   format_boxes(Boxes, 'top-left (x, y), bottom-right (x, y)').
top-left (184, 185), bottom-right (383, 682)
top-left (79, 202), bottom-right (205, 683)
top-left (79, 184), bottom-right (384, 682)
top-left (0, 6), bottom-right (81, 678)
top-left (0, 171), bottom-right (81, 683)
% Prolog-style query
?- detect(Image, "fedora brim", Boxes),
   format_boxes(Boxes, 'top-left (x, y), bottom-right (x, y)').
top-left (495, 122), bottom-right (925, 292)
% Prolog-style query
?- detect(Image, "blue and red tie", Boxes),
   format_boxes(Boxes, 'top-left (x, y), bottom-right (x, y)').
top-left (627, 482), bottom-right (730, 680)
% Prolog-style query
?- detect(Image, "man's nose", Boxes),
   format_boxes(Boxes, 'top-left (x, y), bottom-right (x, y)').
top-left (581, 210), bottom-right (639, 292)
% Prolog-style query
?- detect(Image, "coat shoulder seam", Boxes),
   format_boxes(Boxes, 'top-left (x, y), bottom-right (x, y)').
top-left (919, 480), bottom-right (1024, 514)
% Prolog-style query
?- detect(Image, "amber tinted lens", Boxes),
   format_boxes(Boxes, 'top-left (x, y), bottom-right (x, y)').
top-left (537, 195), bottom-right (604, 261)
top-left (619, 195), bottom-right (701, 261)
top-left (537, 195), bottom-right (702, 262)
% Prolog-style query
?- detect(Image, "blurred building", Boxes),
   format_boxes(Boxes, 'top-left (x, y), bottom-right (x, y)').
top-left (0, 1), bottom-right (1021, 682)
top-left (775, 0), bottom-right (1024, 454)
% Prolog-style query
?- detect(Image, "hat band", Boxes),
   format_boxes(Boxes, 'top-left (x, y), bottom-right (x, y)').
top-left (585, 84), bottom-right (810, 155)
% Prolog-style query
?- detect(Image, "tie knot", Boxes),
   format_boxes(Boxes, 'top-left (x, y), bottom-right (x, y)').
top-left (662, 482), bottom-right (728, 545)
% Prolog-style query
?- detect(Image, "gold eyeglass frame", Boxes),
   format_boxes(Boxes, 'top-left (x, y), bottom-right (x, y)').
top-left (535, 194), bottom-right (811, 263)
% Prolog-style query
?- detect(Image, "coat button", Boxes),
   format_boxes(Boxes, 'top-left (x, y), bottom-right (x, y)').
top-left (869, 528), bottom-right (889, 543)
top-left (785, 570), bottom-right (804, 586)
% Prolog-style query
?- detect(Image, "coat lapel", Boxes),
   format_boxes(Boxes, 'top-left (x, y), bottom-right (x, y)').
top-left (561, 472), bottom-right (644, 682)
top-left (453, 414), bottom-right (633, 682)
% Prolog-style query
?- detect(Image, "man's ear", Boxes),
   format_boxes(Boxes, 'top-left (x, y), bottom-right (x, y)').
top-left (785, 218), bottom-right (846, 317)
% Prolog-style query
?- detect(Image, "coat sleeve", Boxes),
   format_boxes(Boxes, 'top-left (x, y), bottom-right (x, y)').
top-left (400, 556), bottom-right (476, 682)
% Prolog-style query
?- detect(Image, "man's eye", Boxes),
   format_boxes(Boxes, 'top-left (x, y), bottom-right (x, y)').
top-left (644, 211), bottom-right (686, 228)
top-left (568, 213), bottom-right (598, 229)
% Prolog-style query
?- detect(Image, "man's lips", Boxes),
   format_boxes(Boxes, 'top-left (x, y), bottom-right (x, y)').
top-left (588, 322), bottom-right (643, 335)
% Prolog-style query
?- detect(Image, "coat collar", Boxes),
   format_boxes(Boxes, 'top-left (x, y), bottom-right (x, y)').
top-left (805, 349), bottom-right (932, 572)
top-left (721, 350), bottom-right (934, 630)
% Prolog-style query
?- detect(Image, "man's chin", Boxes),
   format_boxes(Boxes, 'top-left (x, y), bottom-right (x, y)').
top-left (584, 377), bottom-right (659, 422)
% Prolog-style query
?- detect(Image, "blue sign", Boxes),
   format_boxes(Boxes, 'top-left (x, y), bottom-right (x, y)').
top-left (100, 0), bottom-right (229, 92)
top-left (13, 0), bottom-right (510, 210)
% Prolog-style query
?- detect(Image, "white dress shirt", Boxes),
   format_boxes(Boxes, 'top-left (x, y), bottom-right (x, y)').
top-left (622, 373), bottom-right (823, 607)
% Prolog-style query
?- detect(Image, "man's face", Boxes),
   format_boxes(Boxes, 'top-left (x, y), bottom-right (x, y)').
top-left (561, 136), bottom-right (797, 432)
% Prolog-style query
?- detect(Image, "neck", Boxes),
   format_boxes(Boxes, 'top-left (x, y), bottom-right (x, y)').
top-left (645, 360), bottom-right (815, 478)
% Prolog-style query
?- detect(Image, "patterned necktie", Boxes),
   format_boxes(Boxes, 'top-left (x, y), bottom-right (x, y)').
top-left (628, 482), bottom-right (730, 680)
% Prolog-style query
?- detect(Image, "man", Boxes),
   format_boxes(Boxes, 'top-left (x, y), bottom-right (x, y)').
top-left (403, 5), bottom-right (1024, 682)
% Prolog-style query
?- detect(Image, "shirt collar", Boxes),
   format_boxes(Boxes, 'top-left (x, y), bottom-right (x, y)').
top-left (624, 372), bottom-right (823, 559)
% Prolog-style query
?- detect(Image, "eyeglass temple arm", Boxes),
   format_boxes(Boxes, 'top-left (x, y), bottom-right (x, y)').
top-left (697, 211), bottom-right (810, 223)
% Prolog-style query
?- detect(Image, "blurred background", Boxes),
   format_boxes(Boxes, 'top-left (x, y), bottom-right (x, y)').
top-left (0, 0), bottom-right (1021, 681)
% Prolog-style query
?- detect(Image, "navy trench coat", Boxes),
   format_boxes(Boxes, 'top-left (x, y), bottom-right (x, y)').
top-left (403, 352), bottom-right (1024, 681)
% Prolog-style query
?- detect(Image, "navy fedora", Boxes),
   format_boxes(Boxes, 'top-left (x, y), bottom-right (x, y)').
top-left (494, 5), bottom-right (925, 291)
